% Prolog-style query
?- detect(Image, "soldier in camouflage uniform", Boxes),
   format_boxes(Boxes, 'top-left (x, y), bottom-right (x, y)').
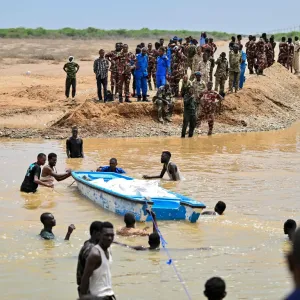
top-left (190, 46), bottom-right (202, 81)
top-left (198, 81), bottom-right (223, 135)
top-left (117, 44), bottom-right (135, 102)
top-left (170, 47), bottom-right (186, 97)
top-left (265, 39), bottom-right (274, 67)
top-left (270, 36), bottom-right (276, 64)
top-left (192, 71), bottom-right (206, 124)
top-left (278, 37), bottom-right (289, 68)
top-left (105, 43), bottom-right (123, 97)
top-left (147, 43), bottom-right (158, 90)
top-left (229, 45), bottom-right (242, 92)
top-left (186, 39), bottom-right (197, 73)
top-left (63, 56), bottom-right (80, 99)
top-left (180, 75), bottom-right (192, 98)
top-left (287, 38), bottom-right (295, 72)
top-left (214, 52), bottom-right (228, 96)
top-left (256, 37), bottom-right (267, 75)
top-left (152, 83), bottom-right (174, 123)
top-left (208, 38), bottom-right (217, 81)
top-left (245, 36), bottom-right (256, 74)
top-left (197, 52), bottom-right (211, 84)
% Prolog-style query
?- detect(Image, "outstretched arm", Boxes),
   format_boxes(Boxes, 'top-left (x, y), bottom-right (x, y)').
top-left (43, 166), bottom-right (71, 182)
top-left (143, 166), bottom-right (166, 180)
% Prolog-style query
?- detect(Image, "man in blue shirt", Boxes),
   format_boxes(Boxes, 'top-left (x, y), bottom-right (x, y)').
top-left (134, 48), bottom-right (148, 102)
top-left (286, 228), bottom-right (300, 300)
top-left (96, 158), bottom-right (126, 174)
top-left (156, 47), bottom-right (170, 89)
top-left (239, 44), bottom-right (247, 89)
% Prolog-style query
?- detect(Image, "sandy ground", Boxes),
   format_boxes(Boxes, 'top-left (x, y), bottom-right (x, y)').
top-left (0, 38), bottom-right (299, 139)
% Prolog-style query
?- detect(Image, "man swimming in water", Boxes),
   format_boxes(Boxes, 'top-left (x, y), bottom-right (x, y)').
top-left (202, 201), bottom-right (226, 216)
top-left (117, 212), bottom-right (150, 237)
top-left (115, 210), bottom-right (160, 251)
top-left (39, 212), bottom-right (75, 240)
top-left (143, 151), bottom-right (180, 181)
top-left (96, 158), bottom-right (126, 173)
top-left (20, 153), bottom-right (54, 193)
top-left (41, 153), bottom-right (72, 184)
top-left (284, 219), bottom-right (297, 241)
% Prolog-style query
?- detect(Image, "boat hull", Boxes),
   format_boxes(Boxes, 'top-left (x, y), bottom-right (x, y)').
top-left (72, 172), bottom-right (206, 223)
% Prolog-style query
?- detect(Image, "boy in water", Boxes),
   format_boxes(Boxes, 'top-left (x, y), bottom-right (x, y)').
top-left (284, 219), bottom-right (297, 241)
top-left (39, 212), bottom-right (75, 240)
top-left (202, 201), bottom-right (226, 216)
top-left (117, 213), bottom-right (150, 237)
top-left (204, 277), bottom-right (227, 300)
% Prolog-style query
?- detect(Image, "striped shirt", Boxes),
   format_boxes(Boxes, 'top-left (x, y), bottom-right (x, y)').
top-left (94, 57), bottom-right (109, 79)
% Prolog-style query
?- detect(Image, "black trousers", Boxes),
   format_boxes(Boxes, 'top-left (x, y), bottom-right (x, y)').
top-left (65, 78), bottom-right (76, 98)
top-left (131, 69), bottom-right (136, 93)
top-left (97, 76), bottom-right (108, 101)
top-left (181, 113), bottom-right (196, 138)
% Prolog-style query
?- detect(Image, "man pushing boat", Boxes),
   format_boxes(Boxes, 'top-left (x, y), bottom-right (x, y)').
top-left (143, 151), bottom-right (181, 181)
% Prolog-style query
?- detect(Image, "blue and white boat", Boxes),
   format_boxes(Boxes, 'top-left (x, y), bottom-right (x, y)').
top-left (71, 171), bottom-right (206, 223)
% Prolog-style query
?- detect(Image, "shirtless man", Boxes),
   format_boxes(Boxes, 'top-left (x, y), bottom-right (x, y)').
top-left (202, 201), bottom-right (226, 216)
top-left (117, 212), bottom-right (150, 237)
top-left (41, 153), bottom-right (72, 184)
top-left (115, 210), bottom-right (160, 251)
top-left (143, 151), bottom-right (180, 181)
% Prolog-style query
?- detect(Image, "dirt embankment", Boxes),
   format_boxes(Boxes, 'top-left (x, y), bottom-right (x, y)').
top-left (0, 63), bottom-right (300, 139)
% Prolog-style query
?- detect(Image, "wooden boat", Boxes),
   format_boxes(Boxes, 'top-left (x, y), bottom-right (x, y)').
top-left (72, 171), bottom-right (206, 223)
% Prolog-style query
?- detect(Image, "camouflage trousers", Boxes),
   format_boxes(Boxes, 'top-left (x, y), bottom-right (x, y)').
top-left (278, 55), bottom-right (288, 68)
top-left (148, 65), bottom-right (156, 88)
top-left (266, 54), bottom-right (274, 67)
top-left (215, 76), bottom-right (226, 94)
top-left (247, 55), bottom-right (256, 72)
top-left (153, 98), bottom-right (174, 121)
top-left (287, 56), bottom-right (294, 70)
top-left (111, 72), bottom-right (122, 95)
top-left (257, 54), bottom-right (266, 71)
top-left (229, 71), bottom-right (240, 92)
top-left (170, 76), bottom-right (180, 97)
top-left (187, 58), bottom-right (193, 71)
top-left (209, 57), bottom-right (215, 81)
top-left (118, 74), bottom-right (131, 97)
top-left (196, 109), bottom-right (214, 131)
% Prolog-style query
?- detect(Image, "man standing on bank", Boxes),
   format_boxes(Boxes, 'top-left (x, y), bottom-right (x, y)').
top-left (181, 86), bottom-right (196, 138)
top-left (20, 153), bottom-right (54, 193)
top-left (134, 48), bottom-right (149, 102)
top-left (143, 151), bottom-right (180, 181)
top-left (66, 127), bottom-right (84, 158)
top-left (94, 49), bottom-right (109, 102)
top-left (63, 56), bottom-right (80, 100)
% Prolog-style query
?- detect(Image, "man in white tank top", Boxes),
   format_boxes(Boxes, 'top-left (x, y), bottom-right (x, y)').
top-left (80, 222), bottom-right (115, 300)
top-left (143, 151), bottom-right (181, 181)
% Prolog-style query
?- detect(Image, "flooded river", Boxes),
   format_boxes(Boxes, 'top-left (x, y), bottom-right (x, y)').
top-left (1, 124), bottom-right (300, 300)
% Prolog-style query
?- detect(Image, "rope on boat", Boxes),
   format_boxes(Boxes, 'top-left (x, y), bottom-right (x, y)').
top-left (145, 198), bottom-right (193, 300)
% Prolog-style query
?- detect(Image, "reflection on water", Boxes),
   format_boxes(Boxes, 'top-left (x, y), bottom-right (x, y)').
top-left (1, 124), bottom-right (300, 299)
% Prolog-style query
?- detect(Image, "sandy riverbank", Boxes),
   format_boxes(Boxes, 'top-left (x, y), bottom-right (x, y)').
top-left (0, 39), bottom-right (299, 139)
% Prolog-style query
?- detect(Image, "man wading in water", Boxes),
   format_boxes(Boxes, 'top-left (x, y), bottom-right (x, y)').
top-left (143, 151), bottom-right (180, 181)
top-left (66, 127), bottom-right (84, 158)
top-left (40, 153), bottom-right (72, 184)
top-left (80, 222), bottom-right (116, 299)
top-left (20, 153), bottom-right (54, 193)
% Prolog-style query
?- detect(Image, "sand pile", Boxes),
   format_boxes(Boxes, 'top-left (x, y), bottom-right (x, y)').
top-left (52, 63), bottom-right (300, 136)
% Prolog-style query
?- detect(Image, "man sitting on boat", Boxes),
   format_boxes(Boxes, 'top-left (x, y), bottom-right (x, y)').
top-left (115, 210), bottom-right (161, 251)
top-left (202, 201), bottom-right (226, 216)
top-left (143, 151), bottom-right (181, 181)
top-left (117, 212), bottom-right (150, 237)
top-left (40, 153), bottom-right (72, 184)
top-left (96, 158), bottom-right (126, 174)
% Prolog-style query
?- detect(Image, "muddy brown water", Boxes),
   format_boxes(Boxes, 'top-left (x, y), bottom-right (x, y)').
top-left (1, 123), bottom-right (300, 300)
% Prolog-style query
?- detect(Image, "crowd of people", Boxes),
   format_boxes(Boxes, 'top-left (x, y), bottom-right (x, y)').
top-left (18, 123), bottom-right (300, 299)
top-left (62, 33), bottom-right (300, 137)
